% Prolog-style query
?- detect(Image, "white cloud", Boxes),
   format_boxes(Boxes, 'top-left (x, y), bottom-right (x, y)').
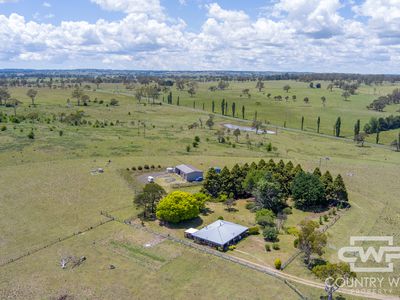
top-left (90, 0), bottom-right (164, 19)
top-left (0, 0), bottom-right (398, 72)
top-left (42, 1), bottom-right (51, 7)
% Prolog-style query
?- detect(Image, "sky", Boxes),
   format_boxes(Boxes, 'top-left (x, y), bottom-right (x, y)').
top-left (0, 0), bottom-right (399, 73)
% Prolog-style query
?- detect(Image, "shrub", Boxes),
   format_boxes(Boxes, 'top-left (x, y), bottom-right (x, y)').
top-left (228, 245), bottom-right (236, 251)
top-left (323, 215), bottom-right (329, 222)
top-left (131, 167), bottom-right (137, 171)
top-left (157, 165), bottom-right (161, 169)
top-left (256, 209), bottom-right (275, 227)
top-left (192, 141), bottom-right (199, 148)
top-left (286, 226), bottom-right (299, 236)
top-left (274, 258), bottom-right (282, 269)
top-left (110, 98), bottom-right (119, 106)
top-left (248, 226), bottom-right (260, 235)
top-left (1, 125), bottom-right (6, 131)
top-left (294, 238), bottom-right (299, 248)
top-left (272, 243), bottom-right (280, 250)
top-left (150, 165), bottom-right (155, 169)
top-left (27, 131), bottom-right (35, 139)
top-left (263, 226), bottom-right (279, 242)
top-left (217, 216), bottom-right (224, 220)
top-left (186, 145), bottom-right (191, 152)
top-left (194, 136), bottom-right (200, 143)
top-left (266, 142), bottom-right (272, 152)
top-left (245, 202), bottom-right (256, 211)
top-left (282, 207), bottom-right (292, 215)
top-left (265, 244), bottom-right (271, 252)
top-left (59, 130), bottom-right (63, 136)
top-left (138, 166), bottom-right (143, 170)
top-left (144, 164), bottom-right (149, 170)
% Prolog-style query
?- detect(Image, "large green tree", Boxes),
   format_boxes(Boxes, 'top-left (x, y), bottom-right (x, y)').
top-left (292, 172), bottom-right (326, 210)
top-left (253, 176), bottom-right (284, 212)
top-left (297, 220), bottom-right (327, 267)
top-left (156, 191), bottom-right (203, 223)
top-left (134, 183), bottom-right (166, 219)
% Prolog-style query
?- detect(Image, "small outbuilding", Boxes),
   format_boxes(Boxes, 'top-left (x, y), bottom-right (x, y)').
top-left (175, 164), bottom-right (203, 182)
top-left (189, 220), bottom-right (248, 250)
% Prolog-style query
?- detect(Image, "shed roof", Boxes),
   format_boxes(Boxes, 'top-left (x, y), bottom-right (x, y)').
top-left (185, 228), bottom-right (199, 234)
top-left (191, 220), bottom-right (248, 246)
top-left (175, 164), bottom-right (202, 174)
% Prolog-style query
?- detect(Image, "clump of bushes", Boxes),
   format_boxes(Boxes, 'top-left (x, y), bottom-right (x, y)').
top-left (138, 166), bottom-right (143, 170)
top-left (265, 244), bottom-right (271, 252)
top-left (228, 245), bottom-right (236, 251)
top-left (131, 166), bottom-right (137, 171)
top-left (272, 243), bottom-right (280, 250)
top-left (1, 125), bottom-right (6, 131)
top-left (263, 226), bottom-right (279, 242)
top-left (248, 226), bottom-right (260, 235)
top-left (28, 131), bottom-right (35, 139)
top-left (144, 164), bottom-right (149, 170)
top-left (217, 216), bottom-right (224, 220)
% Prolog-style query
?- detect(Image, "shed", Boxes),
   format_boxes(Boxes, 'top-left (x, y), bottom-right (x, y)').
top-left (190, 220), bottom-right (248, 250)
top-left (175, 164), bottom-right (203, 182)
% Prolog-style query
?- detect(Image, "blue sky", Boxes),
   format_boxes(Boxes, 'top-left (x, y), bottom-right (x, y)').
top-left (0, 0), bottom-right (399, 73)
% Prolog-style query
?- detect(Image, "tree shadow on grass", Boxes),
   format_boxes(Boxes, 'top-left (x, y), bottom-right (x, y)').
top-left (201, 207), bottom-right (214, 216)
top-left (163, 216), bottom-right (204, 229)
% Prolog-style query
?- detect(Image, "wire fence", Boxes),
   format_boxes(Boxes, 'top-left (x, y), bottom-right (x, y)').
top-left (0, 217), bottom-right (113, 268)
top-left (101, 211), bottom-right (308, 300)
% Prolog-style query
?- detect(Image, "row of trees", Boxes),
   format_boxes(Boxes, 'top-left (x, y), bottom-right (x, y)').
top-left (202, 159), bottom-right (348, 213)
top-left (363, 115), bottom-right (400, 134)
top-left (367, 88), bottom-right (400, 111)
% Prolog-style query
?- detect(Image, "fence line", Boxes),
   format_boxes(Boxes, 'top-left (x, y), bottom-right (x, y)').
top-left (102, 212), bottom-right (308, 300)
top-left (0, 217), bottom-right (113, 268)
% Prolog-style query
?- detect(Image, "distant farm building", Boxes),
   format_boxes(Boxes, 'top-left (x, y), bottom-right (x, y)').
top-left (187, 220), bottom-right (248, 250)
top-left (175, 164), bottom-right (203, 182)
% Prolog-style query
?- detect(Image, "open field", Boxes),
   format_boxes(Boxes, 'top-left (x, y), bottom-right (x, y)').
top-left (1, 85), bottom-right (399, 299)
top-left (96, 80), bottom-right (400, 145)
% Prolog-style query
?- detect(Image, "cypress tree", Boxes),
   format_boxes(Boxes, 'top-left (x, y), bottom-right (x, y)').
top-left (258, 159), bottom-right (266, 169)
top-left (249, 161), bottom-right (258, 170)
top-left (332, 174), bottom-right (348, 204)
top-left (354, 119), bottom-right (360, 138)
top-left (254, 111), bottom-right (258, 121)
top-left (335, 117), bottom-right (341, 137)
top-left (221, 99), bottom-right (225, 115)
top-left (193, 100), bottom-right (195, 109)
top-left (242, 105), bottom-right (245, 119)
top-left (225, 100), bottom-right (228, 115)
top-left (321, 171), bottom-right (334, 201)
top-left (201, 168), bottom-right (221, 198)
top-left (376, 131), bottom-right (380, 144)
top-left (266, 159), bottom-right (276, 171)
top-left (317, 116), bottom-right (321, 133)
top-left (292, 164), bottom-right (303, 177)
top-left (232, 102), bottom-right (236, 117)
top-left (212, 100), bottom-right (215, 112)
top-left (301, 116), bottom-right (304, 131)
top-left (313, 167), bottom-right (322, 177)
top-left (219, 166), bottom-right (232, 196)
top-left (202, 103), bottom-right (205, 110)
top-left (277, 159), bottom-right (285, 171)
top-left (177, 96), bottom-right (180, 106)
top-left (230, 163), bottom-right (245, 198)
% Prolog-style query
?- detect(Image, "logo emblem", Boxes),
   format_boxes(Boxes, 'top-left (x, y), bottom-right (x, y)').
top-left (338, 236), bottom-right (400, 272)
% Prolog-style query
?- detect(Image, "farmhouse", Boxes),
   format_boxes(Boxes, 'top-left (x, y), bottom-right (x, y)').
top-left (175, 164), bottom-right (203, 182)
top-left (188, 220), bottom-right (248, 250)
